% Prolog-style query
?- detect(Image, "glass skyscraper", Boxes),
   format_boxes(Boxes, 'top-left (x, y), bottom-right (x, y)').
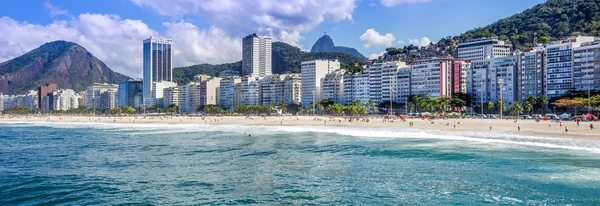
top-left (143, 36), bottom-right (173, 107)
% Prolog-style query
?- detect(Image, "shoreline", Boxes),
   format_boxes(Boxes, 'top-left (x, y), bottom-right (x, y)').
top-left (1, 115), bottom-right (599, 141)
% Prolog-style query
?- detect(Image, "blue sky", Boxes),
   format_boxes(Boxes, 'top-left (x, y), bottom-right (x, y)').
top-left (0, 0), bottom-right (544, 77)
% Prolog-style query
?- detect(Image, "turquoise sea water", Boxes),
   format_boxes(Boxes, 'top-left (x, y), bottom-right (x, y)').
top-left (1, 122), bottom-right (599, 205)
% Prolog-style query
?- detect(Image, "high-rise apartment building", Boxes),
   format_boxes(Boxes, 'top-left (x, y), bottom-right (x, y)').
top-left (380, 62), bottom-right (408, 104)
top-left (343, 72), bottom-right (370, 105)
top-left (162, 87), bottom-right (179, 108)
top-left (218, 77), bottom-right (242, 110)
top-left (573, 38), bottom-right (600, 91)
top-left (321, 70), bottom-right (345, 104)
top-left (488, 56), bottom-right (519, 106)
top-left (283, 74), bottom-right (302, 105)
top-left (544, 36), bottom-right (595, 98)
top-left (143, 36), bottom-right (173, 107)
top-left (517, 47), bottom-right (545, 102)
top-left (240, 76), bottom-right (263, 106)
top-left (368, 62), bottom-right (383, 104)
top-left (199, 77), bottom-right (222, 106)
top-left (411, 59), bottom-right (467, 98)
top-left (301, 60), bottom-right (340, 106)
top-left (118, 78), bottom-right (143, 108)
top-left (38, 83), bottom-right (57, 110)
top-left (261, 75), bottom-right (286, 106)
top-left (457, 37), bottom-right (512, 61)
top-left (86, 83), bottom-right (119, 111)
top-left (242, 34), bottom-right (272, 77)
top-left (177, 84), bottom-right (192, 113)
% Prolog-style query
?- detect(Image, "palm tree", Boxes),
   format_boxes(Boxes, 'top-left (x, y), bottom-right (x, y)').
top-left (510, 101), bottom-right (523, 117)
top-left (329, 104), bottom-right (344, 116)
top-left (367, 99), bottom-right (376, 112)
top-left (526, 95), bottom-right (537, 114)
top-left (412, 96), bottom-right (423, 113)
top-left (497, 99), bottom-right (506, 114)
top-left (277, 101), bottom-right (288, 114)
top-left (538, 95), bottom-right (548, 114)
top-left (316, 103), bottom-right (324, 115)
top-left (488, 102), bottom-right (495, 116)
top-left (523, 101), bottom-right (533, 115)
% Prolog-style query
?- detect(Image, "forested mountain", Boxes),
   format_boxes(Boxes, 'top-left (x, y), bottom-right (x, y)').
top-left (387, 0), bottom-right (600, 58)
top-left (0, 41), bottom-right (128, 95)
top-left (173, 41), bottom-right (366, 85)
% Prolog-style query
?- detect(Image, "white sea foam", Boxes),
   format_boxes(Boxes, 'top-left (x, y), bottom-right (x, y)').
top-left (2, 121), bottom-right (600, 154)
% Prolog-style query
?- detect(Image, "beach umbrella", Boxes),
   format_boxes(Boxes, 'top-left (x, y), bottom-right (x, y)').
top-left (560, 113), bottom-right (570, 117)
top-left (584, 113), bottom-right (595, 117)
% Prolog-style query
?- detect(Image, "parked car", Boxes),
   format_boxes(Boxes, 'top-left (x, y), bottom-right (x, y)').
top-left (520, 115), bottom-right (533, 120)
top-left (476, 114), bottom-right (487, 119)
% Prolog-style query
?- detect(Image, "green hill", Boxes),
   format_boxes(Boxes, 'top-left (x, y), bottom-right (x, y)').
top-left (456, 0), bottom-right (600, 49)
top-left (173, 41), bottom-right (366, 85)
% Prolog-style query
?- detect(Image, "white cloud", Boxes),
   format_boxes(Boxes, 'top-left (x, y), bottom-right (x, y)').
top-left (359, 28), bottom-right (396, 48)
top-left (163, 22), bottom-right (241, 67)
top-left (380, 0), bottom-right (431, 7)
top-left (408, 37), bottom-right (431, 47)
top-left (369, 51), bottom-right (386, 60)
top-left (397, 40), bottom-right (405, 44)
top-left (131, 0), bottom-right (356, 47)
top-left (44, 0), bottom-right (71, 17)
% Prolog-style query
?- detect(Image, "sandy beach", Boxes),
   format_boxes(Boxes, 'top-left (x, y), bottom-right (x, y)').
top-left (1, 114), bottom-right (598, 141)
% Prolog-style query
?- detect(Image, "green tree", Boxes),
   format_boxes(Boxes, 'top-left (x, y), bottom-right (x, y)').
top-left (488, 102), bottom-right (495, 116)
top-left (510, 101), bottom-right (523, 117)
top-left (497, 99), bottom-right (506, 113)
top-left (329, 104), bottom-right (345, 116)
top-left (122, 106), bottom-right (136, 114)
top-left (538, 95), bottom-right (548, 114)
top-left (523, 101), bottom-right (533, 116)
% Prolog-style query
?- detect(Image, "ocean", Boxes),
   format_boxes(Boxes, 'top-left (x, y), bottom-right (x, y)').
top-left (1, 122), bottom-right (599, 205)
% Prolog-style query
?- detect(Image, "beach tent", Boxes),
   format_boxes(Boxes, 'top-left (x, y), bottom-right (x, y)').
top-left (560, 113), bottom-right (570, 117)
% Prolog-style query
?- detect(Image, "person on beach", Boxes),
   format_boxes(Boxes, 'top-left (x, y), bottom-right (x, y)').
top-left (565, 126), bottom-right (569, 133)
top-left (518, 126), bottom-right (520, 132)
top-left (591, 123), bottom-right (595, 130)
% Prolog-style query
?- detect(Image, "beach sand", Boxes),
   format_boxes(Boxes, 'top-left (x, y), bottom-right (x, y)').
top-left (1, 115), bottom-right (599, 140)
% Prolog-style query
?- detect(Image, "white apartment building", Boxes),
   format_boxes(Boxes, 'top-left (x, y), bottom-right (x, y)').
top-left (301, 60), bottom-right (340, 106)
top-left (380, 62), bottom-right (408, 103)
top-left (545, 36), bottom-right (595, 98)
top-left (395, 67), bottom-right (411, 103)
top-left (321, 70), bottom-right (345, 104)
top-left (467, 60), bottom-right (491, 106)
top-left (242, 33), bottom-right (272, 76)
top-left (162, 87), bottom-right (179, 108)
top-left (283, 74), bottom-right (302, 105)
top-left (152, 81), bottom-right (177, 107)
top-left (52, 89), bottom-right (79, 111)
top-left (241, 76), bottom-right (263, 106)
top-left (219, 77), bottom-right (242, 110)
top-left (457, 37), bottom-right (512, 61)
top-left (178, 84), bottom-right (192, 113)
top-left (573, 38), bottom-right (600, 91)
top-left (368, 62), bottom-right (383, 104)
top-left (488, 56), bottom-right (519, 107)
top-left (343, 73), bottom-right (370, 105)
top-left (86, 83), bottom-right (119, 111)
top-left (410, 59), bottom-right (451, 98)
top-left (261, 75), bottom-right (286, 106)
